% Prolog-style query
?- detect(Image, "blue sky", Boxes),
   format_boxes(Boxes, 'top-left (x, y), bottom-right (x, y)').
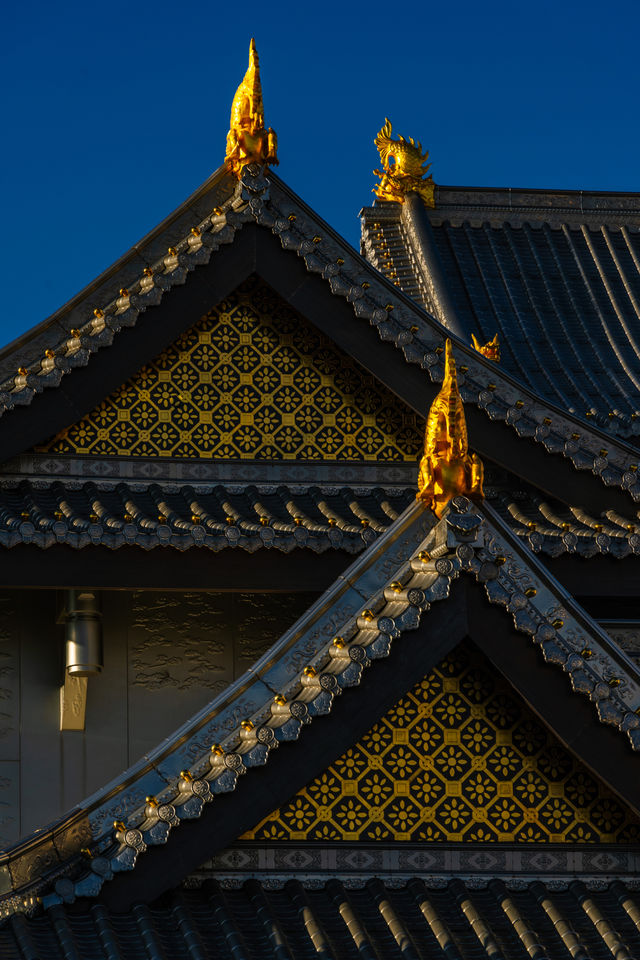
top-left (2, 0), bottom-right (638, 348)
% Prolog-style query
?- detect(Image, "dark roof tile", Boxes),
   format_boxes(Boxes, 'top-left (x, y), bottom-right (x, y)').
top-left (2, 879), bottom-right (639, 959)
top-left (0, 477), bottom-right (638, 558)
top-left (361, 196), bottom-right (640, 439)
top-left (0, 481), bottom-right (412, 554)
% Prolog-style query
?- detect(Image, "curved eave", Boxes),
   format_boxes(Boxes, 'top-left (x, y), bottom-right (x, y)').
top-left (1, 474), bottom-right (640, 559)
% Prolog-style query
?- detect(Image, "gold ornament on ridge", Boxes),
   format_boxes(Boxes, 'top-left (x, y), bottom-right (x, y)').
top-left (417, 339), bottom-right (484, 516)
top-left (471, 332), bottom-right (500, 362)
top-left (225, 39), bottom-right (278, 178)
top-left (373, 118), bottom-right (435, 206)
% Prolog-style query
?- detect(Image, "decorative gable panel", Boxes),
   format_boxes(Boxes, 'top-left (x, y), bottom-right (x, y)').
top-left (243, 643), bottom-right (640, 843)
top-left (36, 278), bottom-right (422, 461)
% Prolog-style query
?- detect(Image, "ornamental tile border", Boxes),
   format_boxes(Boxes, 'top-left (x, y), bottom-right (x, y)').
top-left (192, 869), bottom-right (640, 893)
top-left (193, 842), bottom-right (640, 892)
top-left (201, 842), bottom-right (640, 878)
top-left (2, 496), bottom-right (640, 918)
top-left (195, 873), bottom-right (640, 893)
top-left (0, 455), bottom-right (419, 486)
top-left (0, 168), bottom-right (638, 501)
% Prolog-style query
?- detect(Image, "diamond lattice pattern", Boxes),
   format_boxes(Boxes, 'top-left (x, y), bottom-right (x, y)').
top-left (36, 278), bottom-right (422, 460)
top-left (243, 643), bottom-right (640, 843)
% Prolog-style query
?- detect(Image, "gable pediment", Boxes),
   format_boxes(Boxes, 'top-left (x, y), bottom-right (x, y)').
top-left (243, 640), bottom-right (640, 845)
top-left (34, 278), bottom-right (422, 463)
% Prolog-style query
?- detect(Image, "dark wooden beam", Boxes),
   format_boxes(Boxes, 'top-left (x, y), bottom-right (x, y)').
top-left (3, 540), bottom-right (640, 614)
top-left (545, 554), bottom-right (640, 611)
top-left (0, 543), bottom-right (349, 592)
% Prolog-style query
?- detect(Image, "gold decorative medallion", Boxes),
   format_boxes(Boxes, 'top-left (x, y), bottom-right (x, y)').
top-left (472, 333), bottom-right (500, 362)
top-left (417, 339), bottom-right (483, 516)
top-left (373, 118), bottom-right (435, 206)
top-left (225, 39), bottom-right (278, 178)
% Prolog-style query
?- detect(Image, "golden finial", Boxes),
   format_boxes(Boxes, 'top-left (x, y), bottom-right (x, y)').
top-left (225, 39), bottom-right (278, 178)
top-left (471, 333), bottom-right (500, 362)
top-left (416, 339), bottom-right (484, 517)
top-left (373, 119), bottom-right (435, 206)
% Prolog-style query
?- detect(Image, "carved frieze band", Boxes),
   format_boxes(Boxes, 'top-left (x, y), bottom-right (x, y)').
top-left (194, 842), bottom-right (640, 891)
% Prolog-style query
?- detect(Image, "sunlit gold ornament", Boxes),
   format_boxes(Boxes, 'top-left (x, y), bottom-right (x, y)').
top-left (416, 339), bottom-right (484, 516)
top-left (471, 332), bottom-right (500, 361)
top-left (373, 118), bottom-right (434, 206)
top-left (225, 39), bottom-right (278, 178)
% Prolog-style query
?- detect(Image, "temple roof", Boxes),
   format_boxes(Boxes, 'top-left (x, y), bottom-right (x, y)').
top-left (0, 167), bottom-right (639, 521)
top-left (3, 877), bottom-right (640, 959)
top-left (3, 46), bottom-right (640, 949)
top-left (361, 186), bottom-right (640, 440)
top-left (2, 496), bottom-right (640, 917)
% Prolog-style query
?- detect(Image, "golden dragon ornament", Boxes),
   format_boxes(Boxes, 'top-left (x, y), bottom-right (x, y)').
top-left (417, 339), bottom-right (484, 516)
top-left (225, 39), bottom-right (278, 179)
top-left (471, 332), bottom-right (500, 361)
top-left (373, 119), bottom-right (435, 206)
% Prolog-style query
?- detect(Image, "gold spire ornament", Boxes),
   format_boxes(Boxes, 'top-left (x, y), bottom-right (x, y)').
top-left (225, 39), bottom-right (278, 178)
top-left (417, 339), bottom-right (484, 516)
top-left (373, 119), bottom-right (435, 206)
top-left (471, 332), bottom-right (500, 362)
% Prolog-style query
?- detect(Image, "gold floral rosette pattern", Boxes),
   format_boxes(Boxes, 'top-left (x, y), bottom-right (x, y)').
top-left (244, 643), bottom-right (640, 843)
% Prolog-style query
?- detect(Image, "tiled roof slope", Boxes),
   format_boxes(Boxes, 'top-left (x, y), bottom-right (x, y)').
top-left (0, 480), bottom-right (408, 553)
top-left (361, 187), bottom-right (640, 439)
top-left (0, 469), bottom-right (638, 559)
top-left (3, 878), bottom-right (640, 959)
top-left (3, 497), bottom-right (640, 918)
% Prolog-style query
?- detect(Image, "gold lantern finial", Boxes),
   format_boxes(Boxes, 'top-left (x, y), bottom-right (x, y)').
top-left (225, 39), bottom-right (278, 178)
top-left (471, 332), bottom-right (500, 362)
top-left (416, 339), bottom-right (484, 516)
top-left (373, 118), bottom-right (435, 206)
